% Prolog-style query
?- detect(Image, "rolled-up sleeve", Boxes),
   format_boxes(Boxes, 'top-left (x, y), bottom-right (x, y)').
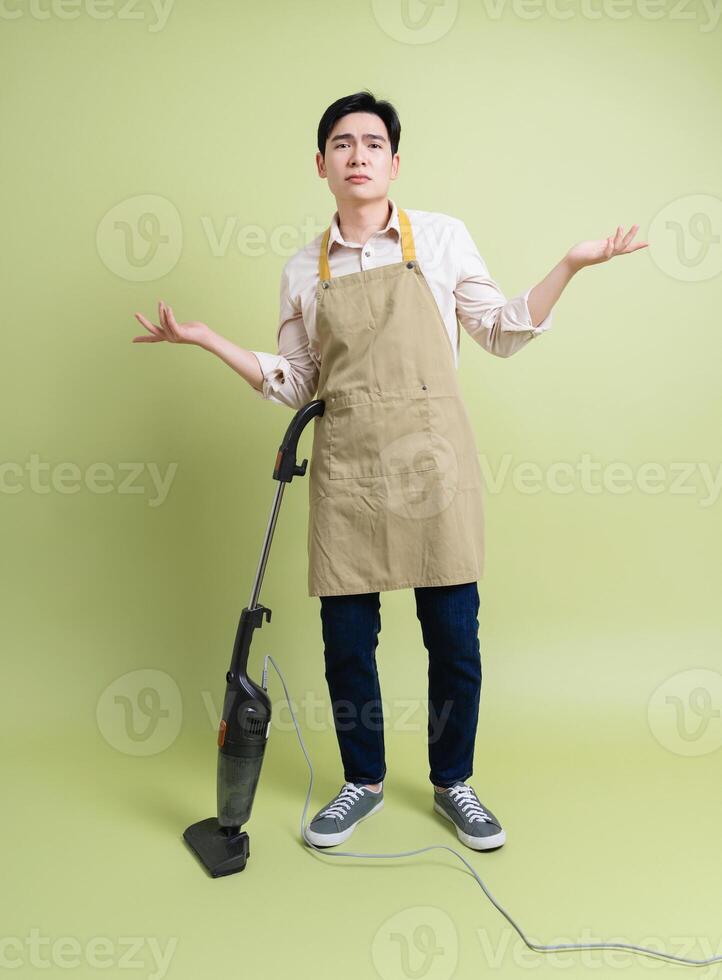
top-left (453, 220), bottom-right (553, 359)
top-left (249, 263), bottom-right (319, 409)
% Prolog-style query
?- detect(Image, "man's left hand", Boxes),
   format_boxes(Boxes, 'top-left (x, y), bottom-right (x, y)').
top-left (565, 224), bottom-right (649, 273)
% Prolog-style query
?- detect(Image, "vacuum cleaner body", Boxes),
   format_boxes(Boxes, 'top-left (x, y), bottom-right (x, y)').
top-left (183, 399), bottom-right (325, 877)
top-left (183, 604), bottom-right (272, 877)
top-left (216, 660), bottom-right (272, 829)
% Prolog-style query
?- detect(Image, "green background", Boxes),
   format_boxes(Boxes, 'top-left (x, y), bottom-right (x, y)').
top-left (2, 0), bottom-right (722, 977)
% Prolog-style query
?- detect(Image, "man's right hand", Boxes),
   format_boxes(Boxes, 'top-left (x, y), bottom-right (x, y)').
top-left (132, 300), bottom-right (211, 347)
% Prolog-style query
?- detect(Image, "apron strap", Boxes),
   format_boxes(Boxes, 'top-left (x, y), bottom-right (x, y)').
top-left (398, 207), bottom-right (416, 264)
top-left (319, 226), bottom-right (331, 282)
top-left (318, 206), bottom-right (416, 282)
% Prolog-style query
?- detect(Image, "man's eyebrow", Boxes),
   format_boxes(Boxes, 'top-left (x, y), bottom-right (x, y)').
top-left (330, 132), bottom-right (387, 143)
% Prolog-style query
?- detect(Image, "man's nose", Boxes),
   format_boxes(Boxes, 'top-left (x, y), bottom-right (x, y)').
top-left (350, 148), bottom-right (367, 167)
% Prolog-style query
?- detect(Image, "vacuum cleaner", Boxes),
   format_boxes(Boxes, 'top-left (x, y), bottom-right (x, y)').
top-left (181, 397), bottom-right (722, 970)
top-left (183, 398), bottom-right (325, 878)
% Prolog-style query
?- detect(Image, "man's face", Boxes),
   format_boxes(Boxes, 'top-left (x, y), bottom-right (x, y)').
top-left (316, 111), bottom-right (399, 203)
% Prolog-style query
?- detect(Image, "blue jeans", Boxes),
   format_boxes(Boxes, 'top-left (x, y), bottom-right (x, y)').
top-left (319, 581), bottom-right (482, 789)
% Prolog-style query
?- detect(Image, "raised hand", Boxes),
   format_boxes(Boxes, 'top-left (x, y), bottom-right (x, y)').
top-left (565, 224), bottom-right (649, 273)
top-left (132, 300), bottom-right (210, 346)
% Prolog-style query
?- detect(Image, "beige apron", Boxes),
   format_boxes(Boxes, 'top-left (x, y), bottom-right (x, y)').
top-left (307, 207), bottom-right (485, 597)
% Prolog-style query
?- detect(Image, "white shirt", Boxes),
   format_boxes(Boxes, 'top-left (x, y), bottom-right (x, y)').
top-left (250, 198), bottom-right (552, 409)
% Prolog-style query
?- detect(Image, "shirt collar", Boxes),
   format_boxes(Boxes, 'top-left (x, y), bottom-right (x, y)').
top-left (327, 198), bottom-right (400, 253)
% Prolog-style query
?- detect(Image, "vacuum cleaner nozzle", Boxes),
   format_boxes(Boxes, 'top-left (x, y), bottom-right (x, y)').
top-left (183, 818), bottom-right (250, 878)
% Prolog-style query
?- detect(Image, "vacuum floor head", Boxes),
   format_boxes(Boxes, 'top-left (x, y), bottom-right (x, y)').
top-left (183, 817), bottom-right (250, 877)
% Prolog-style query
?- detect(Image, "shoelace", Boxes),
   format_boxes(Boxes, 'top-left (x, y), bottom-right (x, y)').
top-left (318, 782), bottom-right (367, 822)
top-left (446, 783), bottom-right (491, 823)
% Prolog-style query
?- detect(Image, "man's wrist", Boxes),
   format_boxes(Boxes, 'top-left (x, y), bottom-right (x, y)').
top-left (562, 254), bottom-right (582, 277)
top-left (195, 324), bottom-right (218, 352)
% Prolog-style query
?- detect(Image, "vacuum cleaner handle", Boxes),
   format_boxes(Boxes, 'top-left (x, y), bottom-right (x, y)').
top-left (223, 397), bottom-right (326, 690)
top-left (245, 398), bottom-right (325, 612)
top-left (272, 398), bottom-right (325, 483)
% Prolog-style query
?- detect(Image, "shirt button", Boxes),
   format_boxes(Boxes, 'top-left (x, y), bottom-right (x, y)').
top-left (364, 250), bottom-right (371, 257)
top-left (321, 281), bottom-right (329, 288)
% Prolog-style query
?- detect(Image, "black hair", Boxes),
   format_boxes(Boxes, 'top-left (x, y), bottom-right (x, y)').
top-left (317, 90), bottom-right (401, 158)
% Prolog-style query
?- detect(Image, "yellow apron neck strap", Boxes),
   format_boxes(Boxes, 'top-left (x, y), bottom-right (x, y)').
top-left (398, 208), bottom-right (416, 263)
top-left (318, 206), bottom-right (416, 282)
top-left (319, 225), bottom-right (331, 282)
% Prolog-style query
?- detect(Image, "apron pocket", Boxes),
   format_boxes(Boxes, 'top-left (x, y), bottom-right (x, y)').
top-left (329, 393), bottom-right (435, 481)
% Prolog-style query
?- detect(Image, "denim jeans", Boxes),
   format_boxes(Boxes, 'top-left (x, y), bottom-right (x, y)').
top-left (319, 581), bottom-right (482, 789)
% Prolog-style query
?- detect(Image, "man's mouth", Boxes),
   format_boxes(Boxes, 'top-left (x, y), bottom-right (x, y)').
top-left (347, 175), bottom-right (370, 182)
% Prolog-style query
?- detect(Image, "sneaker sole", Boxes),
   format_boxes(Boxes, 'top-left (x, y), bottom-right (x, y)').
top-left (304, 797), bottom-right (385, 847)
top-left (433, 800), bottom-right (506, 850)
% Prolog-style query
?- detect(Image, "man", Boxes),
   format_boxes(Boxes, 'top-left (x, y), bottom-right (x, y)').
top-left (132, 90), bottom-right (647, 852)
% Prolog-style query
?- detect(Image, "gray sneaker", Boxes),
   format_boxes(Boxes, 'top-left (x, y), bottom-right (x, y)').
top-left (433, 781), bottom-right (506, 850)
top-left (304, 781), bottom-right (384, 847)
